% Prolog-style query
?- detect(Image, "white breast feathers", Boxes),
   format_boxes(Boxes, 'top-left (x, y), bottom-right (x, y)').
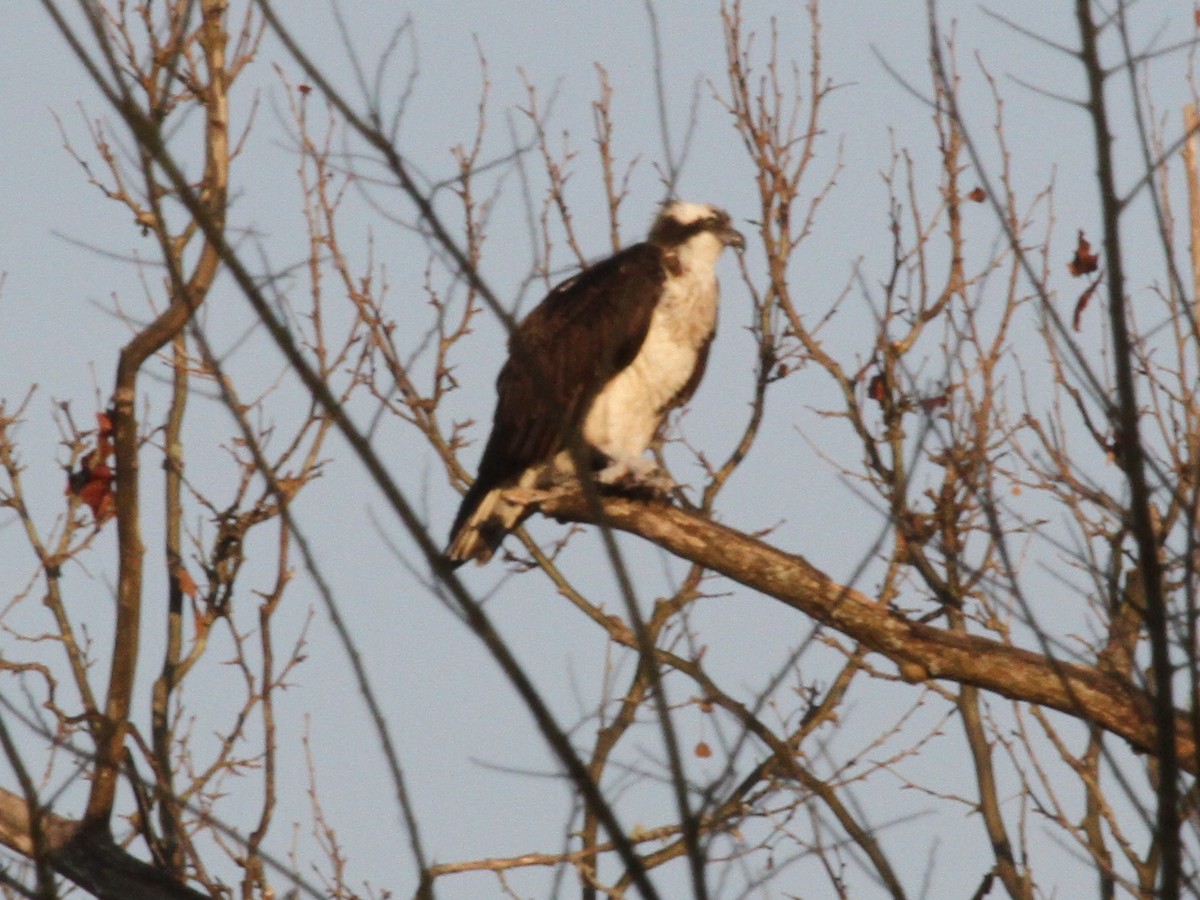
top-left (582, 265), bottom-right (717, 460)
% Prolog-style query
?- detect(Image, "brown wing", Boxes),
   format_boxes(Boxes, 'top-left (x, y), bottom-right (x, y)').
top-left (449, 242), bottom-right (665, 541)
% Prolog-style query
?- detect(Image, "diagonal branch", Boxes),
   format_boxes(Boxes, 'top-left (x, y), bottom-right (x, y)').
top-left (0, 787), bottom-right (209, 900)
top-left (1077, 2), bottom-right (1179, 894)
top-left (78, 0), bottom-right (232, 833)
top-left (538, 488), bottom-right (1198, 773)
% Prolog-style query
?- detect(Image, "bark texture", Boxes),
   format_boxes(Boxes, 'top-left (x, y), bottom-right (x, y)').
top-left (538, 489), bottom-right (1196, 772)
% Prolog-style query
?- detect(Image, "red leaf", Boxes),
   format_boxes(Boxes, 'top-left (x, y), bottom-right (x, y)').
top-left (94, 411), bottom-right (115, 460)
top-left (1072, 277), bottom-right (1103, 331)
top-left (919, 391), bottom-right (950, 413)
top-left (74, 463), bottom-right (115, 522)
top-left (1068, 230), bottom-right (1099, 276)
top-left (867, 372), bottom-right (887, 405)
top-left (967, 186), bottom-right (986, 203)
top-left (177, 567), bottom-right (198, 599)
top-left (66, 409), bottom-right (118, 525)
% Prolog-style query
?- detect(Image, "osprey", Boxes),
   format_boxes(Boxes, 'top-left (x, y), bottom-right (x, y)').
top-left (446, 201), bottom-right (744, 566)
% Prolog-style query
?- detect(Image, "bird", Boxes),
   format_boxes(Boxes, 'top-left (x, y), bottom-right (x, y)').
top-left (445, 200), bottom-right (745, 566)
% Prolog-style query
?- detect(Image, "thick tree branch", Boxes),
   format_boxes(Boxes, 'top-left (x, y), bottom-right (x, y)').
top-left (0, 787), bottom-right (209, 900)
top-left (538, 489), bottom-right (1197, 771)
top-left (1077, 2), bottom-right (1179, 894)
top-left (82, 0), bottom-right (232, 831)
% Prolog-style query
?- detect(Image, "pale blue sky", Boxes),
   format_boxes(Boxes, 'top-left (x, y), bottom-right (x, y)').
top-left (0, 2), bottom-right (1194, 897)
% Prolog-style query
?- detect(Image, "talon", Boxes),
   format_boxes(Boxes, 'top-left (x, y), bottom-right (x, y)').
top-left (594, 456), bottom-right (674, 497)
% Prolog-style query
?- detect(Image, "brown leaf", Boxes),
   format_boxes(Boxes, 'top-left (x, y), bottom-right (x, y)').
top-left (95, 411), bottom-right (115, 458)
top-left (967, 186), bottom-right (986, 203)
top-left (74, 463), bottom-right (115, 523)
top-left (65, 409), bottom-right (118, 525)
top-left (298, 83), bottom-right (312, 95)
top-left (919, 390), bottom-right (950, 413)
top-left (177, 566), bottom-right (198, 599)
top-left (1068, 229), bottom-right (1099, 276)
top-left (867, 372), bottom-right (887, 405)
top-left (1072, 276), bottom-right (1102, 331)
top-left (694, 742), bottom-right (712, 759)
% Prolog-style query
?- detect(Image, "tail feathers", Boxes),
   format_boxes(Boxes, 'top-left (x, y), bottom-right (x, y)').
top-left (445, 487), bottom-right (529, 566)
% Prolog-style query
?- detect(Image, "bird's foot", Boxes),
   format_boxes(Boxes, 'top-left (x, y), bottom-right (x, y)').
top-left (594, 455), bottom-right (674, 498)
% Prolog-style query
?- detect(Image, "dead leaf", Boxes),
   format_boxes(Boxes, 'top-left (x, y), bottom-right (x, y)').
top-left (66, 410), bottom-right (118, 525)
top-left (1068, 230), bottom-right (1099, 276)
top-left (967, 186), bottom-right (986, 203)
top-left (919, 390), bottom-right (950, 414)
top-left (1072, 276), bottom-right (1102, 331)
top-left (694, 742), bottom-right (712, 759)
top-left (177, 566), bottom-right (198, 599)
top-left (867, 372), bottom-right (887, 405)
top-left (69, 461), bottom-right (115, 523)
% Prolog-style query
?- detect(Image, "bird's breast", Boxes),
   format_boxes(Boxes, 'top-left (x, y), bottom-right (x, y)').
top-left (582, 271), bottom-right (717, 458)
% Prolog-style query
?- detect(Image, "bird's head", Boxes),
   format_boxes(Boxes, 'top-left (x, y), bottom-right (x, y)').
top-left (648, 201), bottom-right (746, 263)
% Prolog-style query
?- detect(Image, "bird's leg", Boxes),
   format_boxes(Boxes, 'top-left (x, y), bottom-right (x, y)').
top-left (593, 451), bottom-right (674, 496)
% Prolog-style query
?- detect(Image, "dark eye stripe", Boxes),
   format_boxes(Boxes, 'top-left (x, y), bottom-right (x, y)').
top-left (649, 210), bottom-right (728, 246)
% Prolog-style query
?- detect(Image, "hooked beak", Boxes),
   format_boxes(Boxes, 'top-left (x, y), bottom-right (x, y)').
top-left (721, 225), bottom-right (746, 252)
